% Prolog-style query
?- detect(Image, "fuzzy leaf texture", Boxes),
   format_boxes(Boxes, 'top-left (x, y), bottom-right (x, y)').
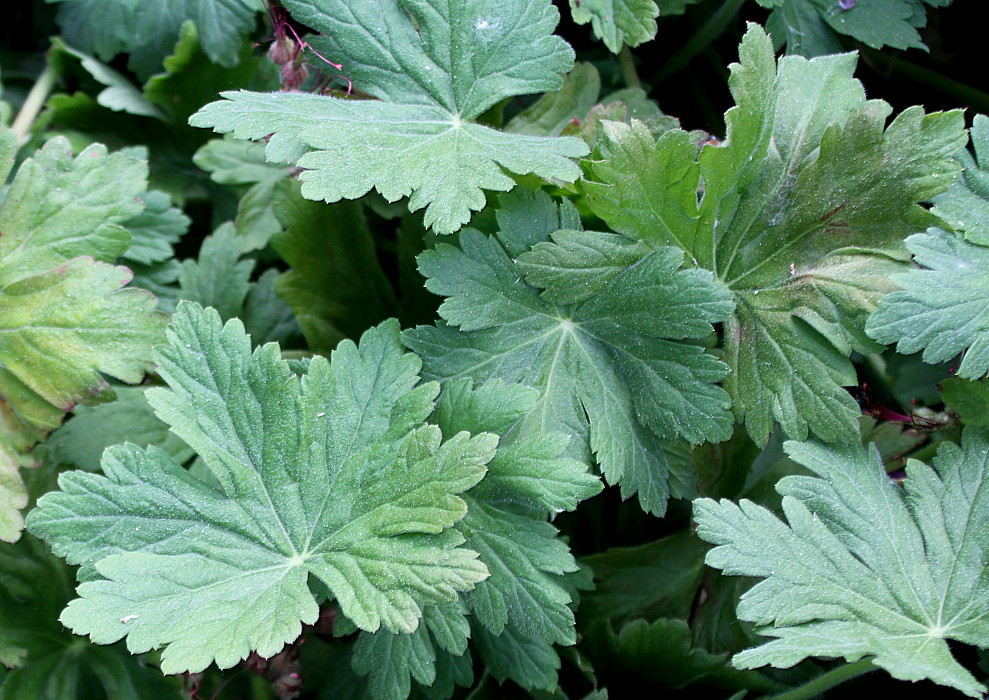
top-left (0, 135), bottom-right (166, 543)
top-left (693, 429), bottom-right (989, 698)
top-left (48, 0), bottom-right (260, 80)
top-left (404, 188), bottom-right (733, 516)
top-left (581, 24), bottom-right (966, 445)
top-left (190, 0), bottom-right (589, 233)
top-left (352, 378), bottom-right (601, 699)
top-left (26, 303), bottom-right (495, 674)
top-left (867, 114), bottom-right (989, 378)
top-left (568, 0), bottom-right (659, 53)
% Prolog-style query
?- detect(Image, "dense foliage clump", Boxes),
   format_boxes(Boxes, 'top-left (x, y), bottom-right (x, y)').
top-left (2, 0), bottom-right (987, 698)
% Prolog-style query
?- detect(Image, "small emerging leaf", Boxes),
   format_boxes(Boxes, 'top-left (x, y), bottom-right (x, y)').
top-left (569, 0), bottom-right (659, 53)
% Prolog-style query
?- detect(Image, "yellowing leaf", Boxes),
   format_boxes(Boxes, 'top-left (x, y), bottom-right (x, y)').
top-left (0, 136), bottom-right (166, 542)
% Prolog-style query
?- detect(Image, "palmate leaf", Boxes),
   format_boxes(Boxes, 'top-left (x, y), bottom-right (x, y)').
top-left (190, 0), bottom-right (589, 234)
top-left (693, 429), bottom-right (989, 698)
top-left (404, 188), bottom-right (733, 516)
top-left (48, 0), bottom-right (260, 80)
top-left (582, 25), bottom-right (966, 445)
top-left (866, 115), bottom-right (989, 377)
top-left (0, 136), bottom-right (166, 542)
top-left (27, 303), bottom-right (495, 674)
top-left (352, 378), bottom-right (601, 699)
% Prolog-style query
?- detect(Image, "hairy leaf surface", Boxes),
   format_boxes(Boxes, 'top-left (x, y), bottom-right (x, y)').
top-left (353, 378), bottom-right (600, 698)
top-left (582, 25), bottom-right (965, 444)
top-left (190, 0), bottom-right (589, 233)
top-left (866, 115), bottom-right (989, 377)
top-left (404, 188), bottom-right (733, 515)
top-left (694, 430), bottom-right (989, 697)
top-left (867, 229), bottom-right (989, 379)
top-left (0, 137), bottom-right (166, 542)
top-left (931, 114), bottom-right (989, 246)
top-left (27, 303), bottom-right (494, 673)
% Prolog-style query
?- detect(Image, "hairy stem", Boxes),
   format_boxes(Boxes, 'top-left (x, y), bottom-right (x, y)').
top-left (764, 659), bottom-right (878, 700)
top-left (11, 64), bottom-right (56, 145)
top-left (619, 45), bottom-right (642, 90)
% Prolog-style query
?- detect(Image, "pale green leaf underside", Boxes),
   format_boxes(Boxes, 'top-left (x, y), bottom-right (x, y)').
top-left (27, 303), bottom-right (494, 673)
top-left (694, 430), bottom-right (989, 697)
top-left (0, 136), bottom-right (165, 542)
top-left (191, 92), bottom-right (586, 235)
top-left (932, 114), bottom-right (989, 246)
top-left (569, 0), bottom-right (659, 53)
top-left (867, 229), bottom-right (989, 379)
top-left (191, 0), bottom-right (589, 233)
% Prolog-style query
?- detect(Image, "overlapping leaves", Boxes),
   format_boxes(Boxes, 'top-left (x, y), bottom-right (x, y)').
top-left (867, 114), bottom-right (989, 378)
top-left (0, 135), bottom-right (166, 542)
top-left (49, 0), bottom-right (261, 80)
top-left (760, 0), bottom-right (953, 56)
top-left (404, 188), bottom-right (734, 515)
top-left (190, 0), bottom-right (589, 233)
top-left (581, 24), bottom-right (966, 445)
top-left (27, 303), bottom-right (496, 674)
top-left (352, 378), bottom-right (601, 699)
top-left (694, 429), bottom-right (989, 698)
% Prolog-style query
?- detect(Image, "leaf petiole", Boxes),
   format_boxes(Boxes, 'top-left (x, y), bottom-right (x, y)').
top-left (11, 63), bottom-right (56, 145)
top-left (762, 659), bottom-right (878, 700)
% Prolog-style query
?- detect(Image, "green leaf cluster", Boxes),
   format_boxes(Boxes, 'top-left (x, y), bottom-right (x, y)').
top-left (2, 0), bottom-right (988, 698)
